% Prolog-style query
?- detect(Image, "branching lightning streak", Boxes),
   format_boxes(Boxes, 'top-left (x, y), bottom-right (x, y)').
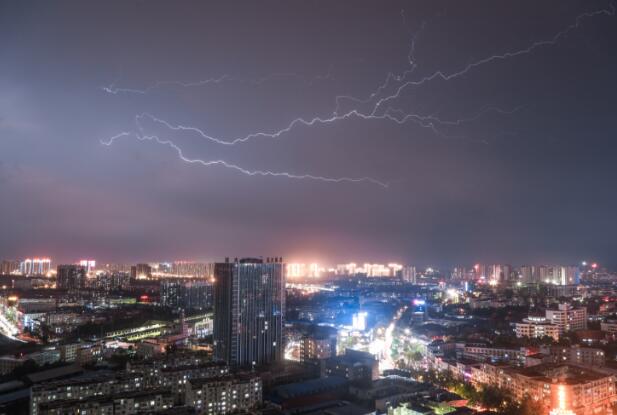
top-left (387, 105), bottom-right (524, 127)
top-left (369, 4), bottom-right (615, 115)
top-left (135, 103), bottom-right (508, 147)
top-left (102, 3), bottom-right (613, 186)
top-left (334, 21), bottom-right (425, 115)
top-left (102, 69), bottom-right (334, 95)
top-left (101, 75), bottom-right (232, 95)
top-left (103, 131), bottom-right (133, 143)
top-left (142, 4), bottom-right (612, 147)
top-left (100, 132), bottom-right (388, 187)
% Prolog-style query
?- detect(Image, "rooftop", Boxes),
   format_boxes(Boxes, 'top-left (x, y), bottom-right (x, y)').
top-left (511, 363), bottom-right (610, 384)
top-left (188, 373), bottom-right (259, 387)
top-left (272, 376), bottom-right (348, 399)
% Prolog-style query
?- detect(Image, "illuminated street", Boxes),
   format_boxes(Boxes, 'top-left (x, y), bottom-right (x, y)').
top-left (0, 304), bottom-right (20, 340)
top-left (374, 305), bottom-right (407, 372)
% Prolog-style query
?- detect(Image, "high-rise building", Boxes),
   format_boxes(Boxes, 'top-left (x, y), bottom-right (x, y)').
top-left (402, 266), bottom-right (417, 283)
top-left (213, 257), bottom-right (285, 368)
top-left (131, 263), bottom-right (152, 279)
top-left (56, 265), bottom-right (86, 290)
top-left (520, 265), bottom-right (535, 284)
top-left (491, 264), bottom-right (502, 284)
top-left (20, 258), bottom-right (52, 276)
top-left (489, 264), bottom-right (512, 284)
top-left (334, 262), bottom-right (402, 277)
top-left (94, 272), bottom-right (131, 292)
top-left (502, 264), bottom-right (513, 282)
top-left (170, 261), bottom-right (209, 278)
top-left (473, 264), bottom-right (487, 280)
top-left (535, 265), bottom-right (549, 283)
top-left (558, 266), bottom-right (580, 285)
top-left (101, 263), bottom-right (131, 273)
top-left (450, 267), bottom-right (467, 281)
top-left (78, 260), bottom-right (96, 273)
top-left (286, 263), bottom-right (324, 279)
top-left (160, 278), bottom-right (213, 310)
top-left (530, 265), bottom-right (581, 285)
top-left (0, 260), bottom-right (20, 275)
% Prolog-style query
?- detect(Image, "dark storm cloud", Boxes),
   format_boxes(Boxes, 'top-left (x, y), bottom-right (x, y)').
top-left (0, 1), bottom-right (615, 267)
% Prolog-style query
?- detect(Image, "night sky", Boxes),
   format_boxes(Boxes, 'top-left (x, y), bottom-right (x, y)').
top-left (1, 1), bottom-right (616, 267)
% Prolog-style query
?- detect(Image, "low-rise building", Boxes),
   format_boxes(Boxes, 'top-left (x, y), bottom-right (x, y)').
top-left (36, 389), bottom-right (174, 415)
top-left (60, 342), bottom-right (102, 364)
top-left (0, 348), bottom-right (61, 375)
top-left (300, 326), bottom-right (337, 362)
top-left (185, 374), bottom-right (262, 414)
top-left (325, 349), bottom-right (379, 386)
top-left (546, 303), bottom-right (587, 333)
top-left (600, 318), bottom-right (617, 334)
top-left (540, 345), bottom-right (605, 367)
top-left (469, 363), bottom-right (615, 415)
top-left (127, 359), bottom-right (228, 399)
top-left (515, 316), bottom-right (560, 341)
top-left (30, 372), bottom-right (145, 415)
top-left (515, 303), bottom-right (588, 341)
top-left (460, 344), bottom-right (527, 364)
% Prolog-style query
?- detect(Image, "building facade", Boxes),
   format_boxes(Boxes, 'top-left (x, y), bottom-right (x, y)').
top-left (469, 363), bottom-right (615, 415)
top-left (186, 374), bottom-right (262, 415)
top-left (56, 265), bottom-right (86, 291)
top-left (546, 303), bottom-right (587, 333)
top-left (213, 257), bottom-right (285, 368)
top-left (161, 279), bottom-right (213, 310)
top-left (515, 317), bottom-right (561, 341)
top-left (20, 258), bottom-right (52, 276)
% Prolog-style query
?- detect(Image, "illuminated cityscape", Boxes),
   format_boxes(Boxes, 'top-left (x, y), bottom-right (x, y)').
top-left (2, 1), bottom-right (617, 415)
top-left (0, 257), bottom-right (615, 414)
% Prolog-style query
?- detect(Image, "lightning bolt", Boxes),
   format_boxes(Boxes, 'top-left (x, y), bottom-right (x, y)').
top-left (142, 4), bottom-right (613, 148)
top-left (102, 69), bottom-right (334, 95)
top-left (134, 109), bottom-right (466, 146)
top-left (369, 4), bottom-right (616, 115)
top-left (334, 21), bottom-right (426, 116)
top-left (101, 131), bottom-right (133, 145)
top-left (102, 3), bottom-right (613, 186)
top-left (101, 75), bottom-right (232, 95)
top-left (386, 105), bottom-right (524, 127)
top-left (101, 132), bottom-right (388, 187)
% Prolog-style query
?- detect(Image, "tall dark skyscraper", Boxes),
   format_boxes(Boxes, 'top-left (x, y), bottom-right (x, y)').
top-left (213, 257), bottom-right (285, 368)
top-left (56, 264), bottom-right (87, 290)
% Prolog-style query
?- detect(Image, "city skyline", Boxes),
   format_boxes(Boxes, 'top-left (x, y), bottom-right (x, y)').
top-left (1, 1), bottom-right (616, 267)
top-left (0, 255), bottom-right (606, 272)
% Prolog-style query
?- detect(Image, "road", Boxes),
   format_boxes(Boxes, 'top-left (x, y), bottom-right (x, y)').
top-left (378, 305), bottom-right (407, 372)
top-left (0, 306), bottom-right (20, 340)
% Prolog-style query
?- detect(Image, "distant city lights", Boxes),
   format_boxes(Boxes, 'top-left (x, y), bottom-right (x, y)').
top-left (352, 311), bottom-right (368, 331)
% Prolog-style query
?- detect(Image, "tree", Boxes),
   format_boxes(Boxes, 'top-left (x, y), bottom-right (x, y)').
top-left (479, 385), bottom-right (512, 410)
top-left (516, 397), bottom-right (544, 415)
top-left (453, 382), bottom-right (479, 405)
top-left (500, 395), bottom-right (543, 415)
